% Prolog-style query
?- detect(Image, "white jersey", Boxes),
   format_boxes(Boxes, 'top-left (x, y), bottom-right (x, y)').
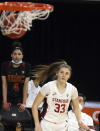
top-left (68, 110), bottom-right (95, 131)
top-left (26, 80), bottom-right (43, 108)
top-left (40, 80), bottom-right (78, 123)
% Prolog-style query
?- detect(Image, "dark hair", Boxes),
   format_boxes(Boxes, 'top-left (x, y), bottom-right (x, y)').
top-left (11, 41), bottom-right (24, 54)
top-left (31, 60), bottom-right (72, 84)
top-left (78, 93), bottom-right (86, 102)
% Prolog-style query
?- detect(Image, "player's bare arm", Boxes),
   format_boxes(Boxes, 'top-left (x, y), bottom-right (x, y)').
top-left (2, 76), bottom-right (11, 111)
top-left (23, 77), bottom-right (30, 105)
top-left (32, 92), bottom-right (45, 131)
top-left (72, 97), bottom-right (91, 130)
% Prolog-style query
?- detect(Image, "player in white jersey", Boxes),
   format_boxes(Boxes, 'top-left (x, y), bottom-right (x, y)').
top-left (26, 79), bottom-right (43, 110)
top-left (32, 60), bottom-right (90, 131)
top-left (26, 79), bottom-right (43, 129)
top-left (40, 80), bottom-right (78, 124)
top-left (68, 93), bottom-right (95, 131)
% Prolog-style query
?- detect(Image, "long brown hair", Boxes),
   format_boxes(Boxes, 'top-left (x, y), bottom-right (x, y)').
top-left (32, 60), bottom-right (72, 84)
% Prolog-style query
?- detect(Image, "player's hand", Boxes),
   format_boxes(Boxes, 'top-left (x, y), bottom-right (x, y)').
top-left (35, 124), bottom-right (42, 131)
top-left (78, 121), bottom-right (90, 131)
top-left (17, 103), bottom-right (26, 112)
top-left (2, 102), bottom-right (11, 111)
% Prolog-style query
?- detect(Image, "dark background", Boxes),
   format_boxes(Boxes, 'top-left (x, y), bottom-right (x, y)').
top-left (0, 0), bottom-right (99, 104)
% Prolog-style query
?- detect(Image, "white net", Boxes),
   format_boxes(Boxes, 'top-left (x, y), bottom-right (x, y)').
top-left (0, 9), bottom-right (52, 36)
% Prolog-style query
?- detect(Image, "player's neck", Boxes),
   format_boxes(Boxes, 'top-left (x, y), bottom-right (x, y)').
top-left (12, 63), bottom-right (21, 68)
top-left (56, 81), bottom-right (66, 94)
top-left (56, 80), bottom-right (66, 89)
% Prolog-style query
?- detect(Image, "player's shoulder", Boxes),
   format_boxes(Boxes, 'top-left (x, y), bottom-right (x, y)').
top-left (42, 80), bottom-right (56, 90)
top-left (29, 80), bottom-right (38, 89)
top-left (25, 61), bottom-right (31, 66)
top-left (22, 61), bottom-right (31, 67)
top-left (28, 79), bottom-right (34, 85)
top-left (67, 82), bottom-right (77, 90)
top-left (44, 80), bottom-right (56, 86)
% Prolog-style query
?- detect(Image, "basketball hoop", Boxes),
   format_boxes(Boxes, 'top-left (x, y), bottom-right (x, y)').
top-left (0, 2), bottom-right (54, 39)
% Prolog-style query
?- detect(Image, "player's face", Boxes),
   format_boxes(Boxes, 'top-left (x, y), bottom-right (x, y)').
top-left (78, 96), bottom-right (85, 107)
top-left (56, 67), bottom-right (71, 84)
top-left (11, 49), bottom-right (23, 63)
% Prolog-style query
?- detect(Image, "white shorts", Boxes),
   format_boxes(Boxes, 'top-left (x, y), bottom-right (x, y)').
top-left (40, 119), bottom-right (68, 131)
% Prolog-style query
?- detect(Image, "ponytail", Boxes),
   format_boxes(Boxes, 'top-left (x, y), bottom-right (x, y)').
top-left (31, 60), bottom-right (71, 84)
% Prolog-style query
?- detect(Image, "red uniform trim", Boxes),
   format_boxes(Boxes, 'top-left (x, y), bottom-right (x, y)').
top-left (88, 126), bottom-right (95, 130)
top-left (8, 61), bottom-right (26, 67)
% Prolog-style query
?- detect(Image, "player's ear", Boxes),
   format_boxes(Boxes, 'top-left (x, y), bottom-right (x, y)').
top-left (68, 74), bottom-right (71, 80)
top-left (56, 71), bottom-right (58, 78)
top-left (68, 71), bottom-right (71, 80)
